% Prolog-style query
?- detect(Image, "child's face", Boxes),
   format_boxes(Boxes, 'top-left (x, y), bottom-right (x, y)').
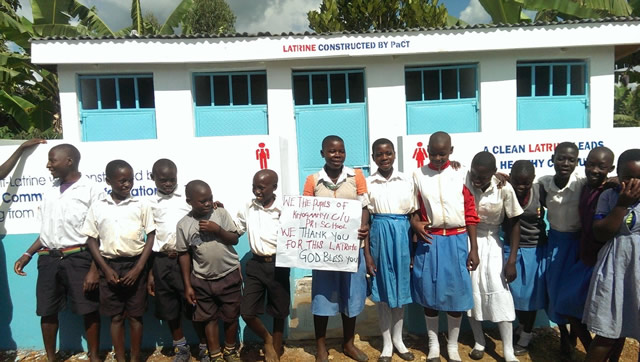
top-left (585, 151), bottom-right (615, 188)
top-left (46, 149), bottom-right (72, 180)
top-left (427, 140), bottom-right (452, 170)
top-left (252, 174), bottom-right (277, 206)
top-left (552, 146), bottom-right (579, 179)
top-left (372, 143), bottom-right (395, 173)
top-left (618, 160), bottom-right (640, 185)
top-left (187, 186), bottom-right (213, 217)
top-left (151, 167), bottom-right (177, 195)
top-left (321, 140), bottom-right (346, 171)
top-left (106, 167), bottom-right (134, 200)
top-left (469, 164), bottom-right (495, 190)
top-left (510, 172), bottom-right (535, 200)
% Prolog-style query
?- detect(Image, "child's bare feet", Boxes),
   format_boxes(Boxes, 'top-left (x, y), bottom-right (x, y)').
top-left (343, 342), bottom-right (368, 362)
top-left (315, 347), bottom-right (329, 362)
top-left (264, 342), bottom-right (279, 362)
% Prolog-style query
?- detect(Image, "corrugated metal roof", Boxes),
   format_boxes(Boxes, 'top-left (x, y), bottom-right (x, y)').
top-left (32, 16), bottom-right (640, 42)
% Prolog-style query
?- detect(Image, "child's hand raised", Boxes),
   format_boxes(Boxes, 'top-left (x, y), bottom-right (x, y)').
top-left (617, 178), bottom-right (640, 208)
top-left (199, 220), bottom-right (221, 234)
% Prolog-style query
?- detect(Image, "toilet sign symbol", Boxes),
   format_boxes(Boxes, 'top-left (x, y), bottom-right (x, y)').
top-left (413, 142), bottom-right (428, 168)
top-left (256, 143), bottom-right (270, 169)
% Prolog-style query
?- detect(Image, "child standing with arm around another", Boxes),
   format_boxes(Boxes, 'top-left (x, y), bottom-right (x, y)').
top-left (303, 135), bottom-right (370, 362)
top-left (365, 138), bottom-right (416, 362)
top-left (411, 131), bottom-right (480, 362)
top-left (236, 169), bottom-right (290, 362)
top-left (503, 160), bottom-right (548, 356)
top-left (177, 180), bottom-right (242, 362)
top-left (465, 151), bottom-right (523, 362)
top-left (583, 149), bottom-right (640, 362)
top-left (83, 160), bottom-right (156, 362)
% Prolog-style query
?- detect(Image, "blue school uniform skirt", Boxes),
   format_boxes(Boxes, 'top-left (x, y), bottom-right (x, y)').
top-left (504, 244), bottom-right (547, 312)
top-left (311, 248), bottom-right (368, 318)
top-left (545, 229), bottom-right (580, 324)
top-left (369, 214), bottom-right (412, 309)
top-left (555, 260), bottom-right (593, 320)
top-left (411, 232), bottom-right (473, 312)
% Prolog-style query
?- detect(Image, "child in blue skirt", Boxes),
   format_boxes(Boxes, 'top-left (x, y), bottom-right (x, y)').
top-left (303, 135), bottom-right (370, 362)
top-left (556, 147), bottom-right (617, 353)
top-left (538, 142), bottom-right (585, 353)
top-left (503, 160), bottom-right (548, 356)
top-left (411, 131), bottom-right (480, 362)
top-left (584, 149), bottom-right (640, 361)
top-left (364, 138), bottom-right (415, 362)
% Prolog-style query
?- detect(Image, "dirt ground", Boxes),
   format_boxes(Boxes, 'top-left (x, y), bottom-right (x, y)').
top-left (4, 327), bottom-right (638, 361)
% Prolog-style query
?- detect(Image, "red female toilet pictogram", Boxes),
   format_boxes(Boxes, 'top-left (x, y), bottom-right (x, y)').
top-left (256, 143), bottom-right (270, 169)
top-left (413, 142), bottom-right (428, 168)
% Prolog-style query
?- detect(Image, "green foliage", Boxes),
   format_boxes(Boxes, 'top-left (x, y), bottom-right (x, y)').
top-left (479, 0), bottom-right (633, 24)
top-left (184, 0), bottom-right (236, 34)
top-left (308, 0), bottom-right (449, 32)
top-left (614, 84), bottom-right (640, 127)
top-left (0, 125), bottom-right (61, 140)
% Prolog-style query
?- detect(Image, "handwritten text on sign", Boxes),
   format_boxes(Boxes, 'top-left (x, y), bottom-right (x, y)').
top-left (276, 196), bottom-right (362, 272)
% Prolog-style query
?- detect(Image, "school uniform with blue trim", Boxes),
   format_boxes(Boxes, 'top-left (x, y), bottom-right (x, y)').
top-left (303, 166), bottom-right (369, 317)
top-left (411, 161), bottom-right (479, 312)
top-left (366, 169), bottom-right (416, 308)
top-left (502, 183), bottom-right (548, 312)
top-left (538, 172), bottom-right (586, 324)
top-left (467, 175), bottom-right (523, 322)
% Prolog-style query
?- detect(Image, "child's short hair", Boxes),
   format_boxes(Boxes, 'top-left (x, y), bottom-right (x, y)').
top-left (105, 159), bottom-right (133, 178)
top-left (322, 135), bottom-right (344, 149)
top-left (617, 149), bottom-right (640, 169)
top-left (185, 179), bottom-right (210, 198)
top-left (554, 142), bottom-right (578, 155)
top-left (471, 151), bottom-right (496, 170)
top-left (428, 131), bottom-right (450, 146)
top-left (152, 158), bottom-right (177, 173)
top-left (511, 160), bottom-right (535, 177)
top-left (371, 138), bottom-right (394, 153)
top-left (51, 144), bottom-right (81, 166)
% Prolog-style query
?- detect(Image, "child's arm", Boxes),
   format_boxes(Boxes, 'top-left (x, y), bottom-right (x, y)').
top-left (83, 262), bottom-right (99, 292)
top-left (86, 236), bottom-right (119, 285)
top-left (199, 220), bottom-right (239, 245)
top-left (466, 224), bottom-right (479, 271)
top-left (178, 252), bottom-right (196, 305)
top-left (504, 216), bottom-right (520, 283)
top-left (358, 207), bottom-right (370, 240)
top-left (120, 231), bottom-right (155, 287)
top-left (410, 212), bottom-right (432, 243)
top-left (13, 237), bottom-right (43, 276)
top-left (363, 212), bottom-right (375, 276)
top-left (0, 139), bottom-right (46, 180)
top-left (594, 179), bottom-right (640, 242)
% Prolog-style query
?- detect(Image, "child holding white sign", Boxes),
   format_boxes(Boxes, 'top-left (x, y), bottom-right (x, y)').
top-left (236, 169), bottom-right (290, 362)
top-left (365, 138), bottom-right (416, 362)
top-left (411, 131), bottom-right (480, 362)
top-left (302, 135), bottom-right (370, 362)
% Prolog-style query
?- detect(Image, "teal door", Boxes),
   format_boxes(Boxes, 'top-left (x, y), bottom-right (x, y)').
top-left (293, 70), bottom-right (370, 192)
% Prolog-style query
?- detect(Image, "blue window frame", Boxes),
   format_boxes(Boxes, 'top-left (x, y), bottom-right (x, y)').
top-left (405, 64), bottom-right (479, 134)
top-left (78, 74), bottom-right (157, 141)
top-left (292, 70), bottom-right (366, 105)
top-left (517, 61), bottom-right (589, 130)
top-left (193, 71), bottom-right (268, 137)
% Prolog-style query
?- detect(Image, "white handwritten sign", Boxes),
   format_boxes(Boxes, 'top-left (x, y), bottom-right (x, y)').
top-left (276, 195), bottom-right (362, 272)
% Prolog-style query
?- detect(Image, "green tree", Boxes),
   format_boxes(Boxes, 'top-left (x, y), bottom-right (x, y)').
top-left (183, 0), bottom-right (236, 35)
top-left (308, 0), bottom-right (449, 32)
top-left (478, 0), bottom-right (633, 24)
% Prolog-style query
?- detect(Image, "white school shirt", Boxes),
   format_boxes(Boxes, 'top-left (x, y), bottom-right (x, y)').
top-left (81, 194), bottom-right (156, 258)
top-left (413, 164), bottom-right (467, 228)
top-left (366, 170), bottom-right (417, 214)
top-left (149, 188), bottom-right (191, 252)
top-left (538, 172), bottom-right (586, 232)
top-left (317, 166), bottom-right (370, 207)
top-left (235, 199), bottom-right (281, 256)
top-left (39, 176), bottom-right (103, 249)
top-left (465, 174), bottom-right (523, 226)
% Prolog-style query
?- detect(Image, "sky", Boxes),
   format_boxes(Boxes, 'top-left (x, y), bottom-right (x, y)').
top-left (16, 0), bottom-right (492, 34)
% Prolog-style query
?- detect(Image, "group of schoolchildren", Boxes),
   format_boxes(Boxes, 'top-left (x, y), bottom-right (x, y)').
top-left (7, 131), bottom-right (640, 362)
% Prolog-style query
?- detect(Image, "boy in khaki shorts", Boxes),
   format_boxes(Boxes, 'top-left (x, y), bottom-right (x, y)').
top-left (177, 180), bottom-right (242, 362)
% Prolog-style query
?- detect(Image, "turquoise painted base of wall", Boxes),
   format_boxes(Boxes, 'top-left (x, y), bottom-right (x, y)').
top-left (0, 233), bottom-right (267, 351)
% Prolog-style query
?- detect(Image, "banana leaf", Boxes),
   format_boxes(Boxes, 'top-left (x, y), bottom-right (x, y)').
top-left (131, 0), bottom-right (143, 35)
top-left (0, 90), bottom-right (35, 130)
top-left (478, 0), bottom-right (523, 23)
top-left (159, 0), bottom-right (192, 35)
top-left (70, 1), bottom-right (115, 36)
top-left (30, 0), bottom-right (74, 26)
